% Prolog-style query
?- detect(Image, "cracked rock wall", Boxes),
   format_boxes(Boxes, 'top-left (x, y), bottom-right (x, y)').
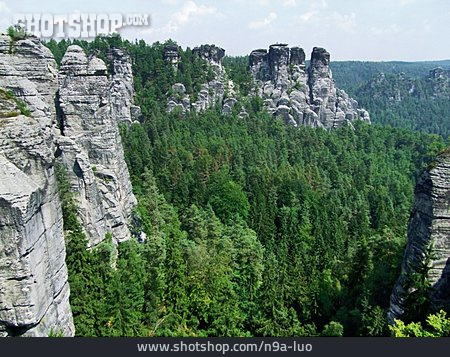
top-left (389, 150), bottom-right (450, 322)
top-left (0, 35), bottom-right (74, 337)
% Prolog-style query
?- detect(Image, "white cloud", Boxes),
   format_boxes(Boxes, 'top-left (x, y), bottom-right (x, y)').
top-left (248, 12), bottom-right (277, 29)
top-left (297, 10), bottom-right (319, 23)
top-left (0, 1), bottom-right (10, 13)
top-left (311, 0), bottom-right (328, 9)
top-left (283, 0), bottom-right (297, 7)
top-left (329, 12), bottom-right (356, 32)
top-left (162, 0), bottom-right (181, 5)
top-left (0, 1), bottom-right (11, 29)
top-left (370, 24), bottom-right (401, 35)
top-left (151, 1), bottom-right (221, 34)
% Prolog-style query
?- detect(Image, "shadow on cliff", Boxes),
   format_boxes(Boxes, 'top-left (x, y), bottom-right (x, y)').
top-left (432, 257), bottom-right (450, 311)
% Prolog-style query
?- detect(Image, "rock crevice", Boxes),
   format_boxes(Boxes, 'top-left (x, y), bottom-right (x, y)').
top-left (0, 35), bottom-right (139, 336)
top-left (389, 150), bottom-right (450, 322)
top-left (249, 44), bottom-right (370, 128)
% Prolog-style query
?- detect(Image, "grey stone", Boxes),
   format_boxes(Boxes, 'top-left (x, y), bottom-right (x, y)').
top-left (248, 44), bottom-right (370, 129)
top-left (0, 35), bottom-right (139, 336)
top-left (0, 35), bottom-right (74, 337)
top-left (389, 150), bottom-right (450, 322)
top-left (58, 45), bottom-right (137, 246)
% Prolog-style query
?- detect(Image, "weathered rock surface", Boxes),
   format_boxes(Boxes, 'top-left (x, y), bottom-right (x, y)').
top-left (363, 67), bottom-right (450, 102)
top-left (0, 35), bottom-right (74, 336)
top-left (428, 67), bottom-right (450, 99)
top-left (167, 44), bottom-right (243, 116)
top-left (107, 48), bottom-right (143, 123)
top-left (0, 35), bottom-right (139, 336)
top-left (0, 35), bottom-right (58, 121)
top-left (163, 43), bottom-right (181, 70)
top-left (389, 149), bottom-right (450, 322)
top-left (250, 44), bottom-right (370, 128)
top-left (57, 45), bottom-right (137, 246)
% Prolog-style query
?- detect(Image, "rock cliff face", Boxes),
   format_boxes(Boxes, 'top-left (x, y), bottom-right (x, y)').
top-left (0, 35), bottom-right (138, 336)
top-left (163, 43), bottom-right (180, 70)
top-left (363, 67), bottom-right (450, 102)
top-left (428, 67), bottom-right (450, 99)
top-left (389, 150), bottom-right (450, 322)
top-left (166, 44), bottom-right (242, 116)
top-left (107, 48), bottom-right (143, 124)
top-left (57, 45), bottom-right (137, 246)
top-left (250, 45), bottom-right (370, 128)
top-left (166, 43), bottom-right (368, 127)
top-left (0, 35), bottom-right (74, 336)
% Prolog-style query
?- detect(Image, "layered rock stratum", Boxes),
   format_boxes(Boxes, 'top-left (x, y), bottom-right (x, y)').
top-left (250, 45), bottom-right (370, 128)
top-left (165, 43), bottom-right (369, 129)
top-left (389, 149), bottom-right (450, 322)
top-left (0, 35), bottom-right (138, 336)
top-left (56, 45), bottom-right (137, 246)
top-left (0, 35), bottom-right (74, 337)
top-left (166, 44), bottom-right (242, 116)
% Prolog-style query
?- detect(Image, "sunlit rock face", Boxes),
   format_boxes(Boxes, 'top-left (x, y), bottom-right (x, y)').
top-left (0, 35), bottom-right (74, 337)
top-left (0, 36), bottom-right (140, 336)
top-left (389, 150), bottom-right (450, 323)
top-left (57, 45), bottom-right (137, 246)
top-left (249, 44), bottom-right (370, 128)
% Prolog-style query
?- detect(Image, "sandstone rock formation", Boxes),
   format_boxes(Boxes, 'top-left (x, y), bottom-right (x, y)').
top-left (167, 44), bottom-right (243, 116)
top-left (0, 35), bottom-right (139, 336)
top-left (363, 67), bottom-right (450, 103)
top-left (0, 35), bottom-right (74, 336)
top-left (250, 44), bottom-right (370, 128)
top-left (57, 45), bottom-right (137, 246)
top-left (163, 43), bottom-right (180, 70)
top-left (107, 48), bottom-right (143, 124)
top-left (428, 67), bottom-right (450, 99)
top-left (389, 149), bottom-right (450, 322)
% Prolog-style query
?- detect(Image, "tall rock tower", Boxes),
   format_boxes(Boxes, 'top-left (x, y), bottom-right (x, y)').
top-left (389, 149), bottom-right (450, 322)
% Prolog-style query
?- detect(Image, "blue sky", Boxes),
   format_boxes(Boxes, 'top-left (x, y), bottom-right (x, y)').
top-left (0, 0), bottom-right (449, 61)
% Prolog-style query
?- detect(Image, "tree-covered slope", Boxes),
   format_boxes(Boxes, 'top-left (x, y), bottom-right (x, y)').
top-left (44, 36), bottom-right (448, 337)
top-left (330, 61), bottom-right (450, 137)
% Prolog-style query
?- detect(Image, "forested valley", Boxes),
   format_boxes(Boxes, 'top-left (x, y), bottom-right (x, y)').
top-left (45, 36), bottom-right (449, 337)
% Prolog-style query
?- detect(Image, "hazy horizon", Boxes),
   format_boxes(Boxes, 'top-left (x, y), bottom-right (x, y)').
top-left (0, 0), bottom-right (449, 61)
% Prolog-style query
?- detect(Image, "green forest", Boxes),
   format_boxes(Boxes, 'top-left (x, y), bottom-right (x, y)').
top-left (45, 36), bottom-right (449, 337)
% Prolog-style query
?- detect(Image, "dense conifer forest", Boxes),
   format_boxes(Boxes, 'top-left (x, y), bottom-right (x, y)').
top-left (45, 36), bottom-right (449, 336)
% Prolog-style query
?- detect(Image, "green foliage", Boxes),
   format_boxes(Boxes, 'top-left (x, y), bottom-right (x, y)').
top-left (7, 25), bottom-right (27, 41)
top-left (330, 61), bottom-right (450, 138)
top-left (48, 328), bottom-right (64, 337)
top-left (46, 37), bottom-right (449, 337)
top-left (6, 25), bottom-right (27, 54)
top-left (0, 88), bottom-right (31, 116)
top-left (208, 175), bottom-right (250, 223)
top-left (331, 60), bottom-right (450, 93)
top-left (322, 321), bottom-right (344, 337)
top-left (402, 244), bottom-right (435, 323)
top-left (390, 311), bottom-right (450, 337)
top-left (223, 56), bottom-right (254, 95)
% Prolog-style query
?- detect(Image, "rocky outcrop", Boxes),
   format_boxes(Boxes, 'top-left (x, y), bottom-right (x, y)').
top-left (250, 44), bottom-right (370, 128)
top-left (163, 43), bottom-right (180, 70)
top-left (57, 45), bottom-right (137, 246)
top-left (167, 44), bottom-right (243, 116)
top-left (389, 149), bottom-right (450, 322)
top-left (107, 48), bottom-right (143, 124)
top-left (363, 68), bottom-right (450, 102)
top-left (428, 67), bottom-right (450, 99)
top-left (192, 44), bottom-right (225, 66)
top-left (0, 35), bottom-right (139, 336)
top-left (0, 35), bottom-right (74, 336)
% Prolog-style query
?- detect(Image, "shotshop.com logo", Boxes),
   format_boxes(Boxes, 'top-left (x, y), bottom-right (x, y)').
top-left (12, 13), bottom-right (150, 38)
